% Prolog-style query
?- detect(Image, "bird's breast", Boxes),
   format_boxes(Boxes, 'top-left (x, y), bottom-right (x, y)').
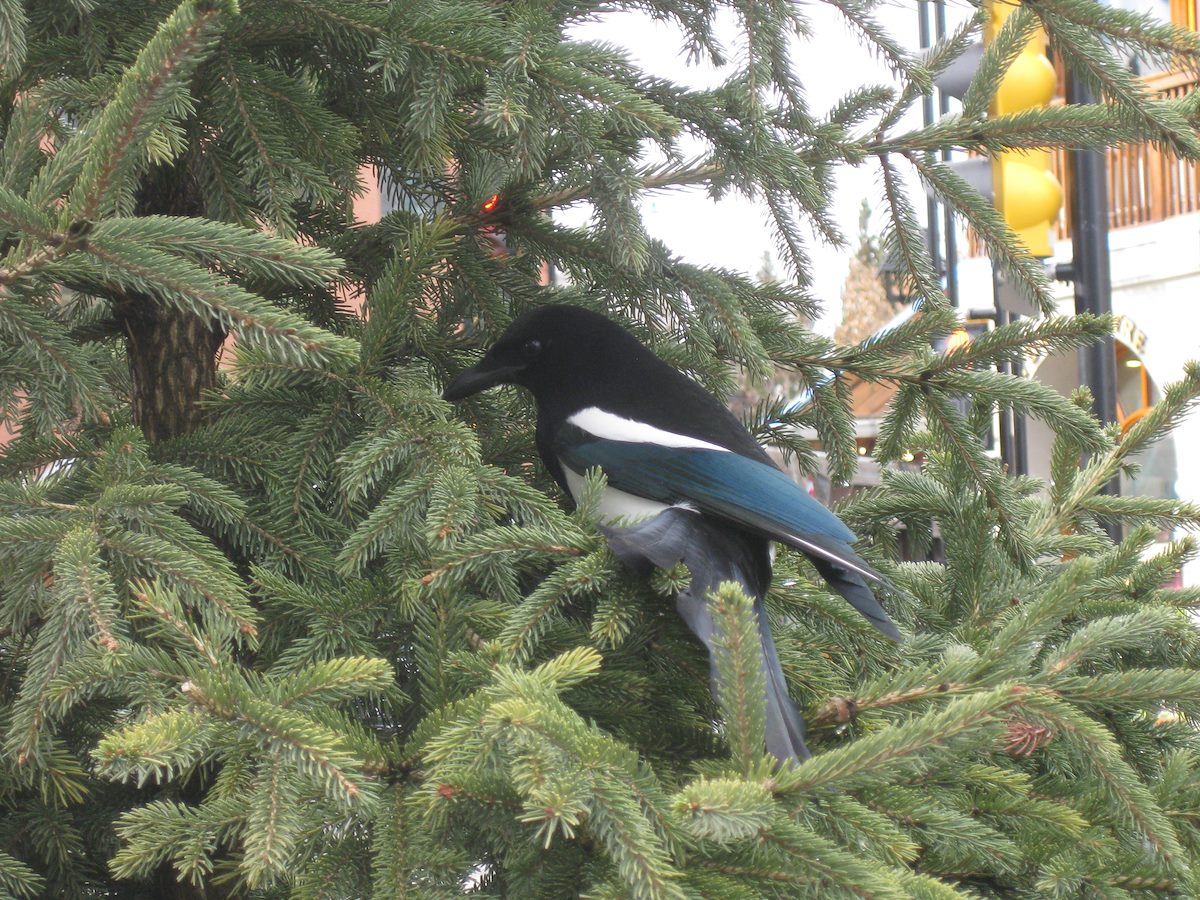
top-left (561, 462), bottom-right (683, 523)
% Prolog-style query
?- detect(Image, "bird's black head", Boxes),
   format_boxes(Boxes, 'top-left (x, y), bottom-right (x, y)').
top-left (442, 304), bottom-right (642, 405)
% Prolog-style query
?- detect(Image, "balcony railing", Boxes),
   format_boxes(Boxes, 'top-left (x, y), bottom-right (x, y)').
top-left (966, 69), bottom-right (1200, 256)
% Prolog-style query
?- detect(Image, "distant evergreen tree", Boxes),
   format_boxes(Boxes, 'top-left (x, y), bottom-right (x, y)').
top-left (835, 200), bottom-right (900, 347)
top-left (2, 0), bottom-right (1200, 896)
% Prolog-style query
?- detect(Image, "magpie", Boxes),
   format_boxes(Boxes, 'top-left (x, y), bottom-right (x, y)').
top-left (443, 304), bottom-right (899, 764)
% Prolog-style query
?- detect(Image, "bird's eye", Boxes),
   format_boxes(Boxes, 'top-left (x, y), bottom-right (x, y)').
top-left (521, 339), bottom-right (543, 360)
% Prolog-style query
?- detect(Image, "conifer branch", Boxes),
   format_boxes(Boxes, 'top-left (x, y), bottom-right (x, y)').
top-left (878, 154), bottom-right (946, 306)
top-left (1024, 694), bottom-right (1187, 870)
top-left (811, 681), bottom-right (970, 728)
top-left (708, 583), bottom-right (768, 775)
top-left (181, 678), bottom-right (367, 805)
top-left (780, 685), bottom-right (1029, 794)
top-left (69, 0), bottom-right (232, 220)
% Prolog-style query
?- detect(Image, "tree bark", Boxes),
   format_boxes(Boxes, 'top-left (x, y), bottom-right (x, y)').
top-left (118, 166), bottom-right (228, 443)
top-left (120, 296), bottom-right (226, 442)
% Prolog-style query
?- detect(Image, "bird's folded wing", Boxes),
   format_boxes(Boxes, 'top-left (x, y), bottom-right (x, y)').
top-left (558, 430), bottom-right (900, 638)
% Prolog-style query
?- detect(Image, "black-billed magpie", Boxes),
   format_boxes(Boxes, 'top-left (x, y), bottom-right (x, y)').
top-left (444, 304), bottom-right (899, 764)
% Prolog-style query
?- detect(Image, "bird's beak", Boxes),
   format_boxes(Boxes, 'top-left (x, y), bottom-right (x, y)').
top-left (442, 359), bottom-right (520, 401)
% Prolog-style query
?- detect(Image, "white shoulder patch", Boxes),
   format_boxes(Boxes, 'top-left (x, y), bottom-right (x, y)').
top-left (567, 407), bottom-right (729, 452)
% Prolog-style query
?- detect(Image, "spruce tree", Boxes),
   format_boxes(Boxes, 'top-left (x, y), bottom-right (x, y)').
top-left (2, 0), bottom-right (1200, 897)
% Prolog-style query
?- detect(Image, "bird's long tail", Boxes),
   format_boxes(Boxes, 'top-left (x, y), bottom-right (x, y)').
top-left (602, 508), bottom-right (810, 764)
top-left (755, 597), bottom-right (810, 762)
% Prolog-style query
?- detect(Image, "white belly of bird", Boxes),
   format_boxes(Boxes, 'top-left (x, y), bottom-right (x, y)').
top-left (562, 465), bottom-right (673, 523)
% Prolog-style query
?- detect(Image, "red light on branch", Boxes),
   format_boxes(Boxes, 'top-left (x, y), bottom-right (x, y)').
top-left (481, 194), bottom-right (500, 213)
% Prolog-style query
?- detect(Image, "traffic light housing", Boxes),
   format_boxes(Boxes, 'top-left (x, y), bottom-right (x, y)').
top-left (986, 0), bottom-right (1062, 257)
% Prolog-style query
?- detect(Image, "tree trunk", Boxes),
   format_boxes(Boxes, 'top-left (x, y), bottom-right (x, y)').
top-left (119, 166), bottom-right (228, 443)
top-left (121, 297), bottom-right (225, 442)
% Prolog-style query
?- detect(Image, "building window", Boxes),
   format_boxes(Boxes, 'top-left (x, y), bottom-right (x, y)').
top-left (1115, 342), bottom-right (1178, 505)
top-left (1115, 342), bottom-right (1153, 433)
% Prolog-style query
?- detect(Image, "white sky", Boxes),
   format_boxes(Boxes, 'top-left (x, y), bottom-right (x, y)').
top-left (565, 2), bottom-right (964, 334)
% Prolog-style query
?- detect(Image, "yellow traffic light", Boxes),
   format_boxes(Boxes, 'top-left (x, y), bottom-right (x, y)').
top-left (986, 0), bottom-right (1062, 257)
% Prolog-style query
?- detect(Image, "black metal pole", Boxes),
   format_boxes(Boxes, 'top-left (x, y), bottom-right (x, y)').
top-left (1012, 359), bottom-right (1029, 476)
top-left (991, 279), bottom-right (1017, 468)
top-left (918, 0), bottom-right (944, 283)
top-left (1066, 73), bottom-right (1121, 532)
top-left (935, 0), bottom-right (959, 308)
